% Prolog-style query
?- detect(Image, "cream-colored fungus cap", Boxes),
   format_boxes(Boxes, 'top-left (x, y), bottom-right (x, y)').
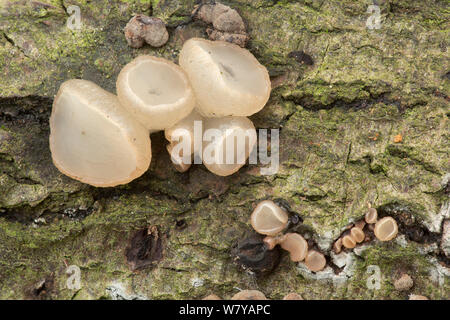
top-left (165, 109), bottom-right (203, 157)
top-left (304, 250), bottom-right (326, 272)
top-left (179, 38), bottom-right (271, 117)
top-left (250, 200), bottom-right (289, 236)
top-left (117, 55), bottom-right (195, 131)
top-left (49, 79), bottom-right (151, 187)
top-left (374, 216), bottom-right (398, 241)
top-left (280, 233), bottom-right (308, 262)
top-left (202, 116), bottom-right (257, 176)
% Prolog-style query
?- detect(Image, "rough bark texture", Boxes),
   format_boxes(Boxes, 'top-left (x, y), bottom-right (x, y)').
top-left (0, 0), bottom-right (448, 299)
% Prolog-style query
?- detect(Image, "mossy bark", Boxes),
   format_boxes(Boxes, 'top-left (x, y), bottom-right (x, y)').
top-left (0, 0), bottom-right (448, 299)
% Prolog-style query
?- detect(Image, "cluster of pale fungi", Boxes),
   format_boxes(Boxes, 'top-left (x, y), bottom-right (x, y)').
top-left (333, 206), bottom-right (399, 253)
top-left (250, 200), bottom-right (327, 273)
top-left (49, 38), bottom-right (271, 186)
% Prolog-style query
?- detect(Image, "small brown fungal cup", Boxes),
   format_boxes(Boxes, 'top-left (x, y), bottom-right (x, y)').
top-left (354, 220), bottom-right (366, 230)
top-left (350, 227), bottom-right (365, 243)
top-left (279, 233), bottom-right (308, 262)
top-left (333, 238), bottom-right (343, 254)
top-left (365, 207), bottom-right (378, 224)
top-left (250, 200), bottom-right (289, 236)
top-left (342, 235), bottom-right (356, 249)
top-left (263, 234), bottom-right (286, 250)
top-left (374, 216), bottom-right (398, 241)
top-left (304, 250), bottom-right (326, 272)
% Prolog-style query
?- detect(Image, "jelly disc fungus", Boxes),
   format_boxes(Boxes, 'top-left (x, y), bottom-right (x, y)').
top-left (117, 55), bottom-right (195, 131)
top-left (374, 216), bottom-right (399, 241)
top-left (342, 235), bottom-right (356, 249)
top-left (279, 233), bottom-right (308, 262)
top-left (333, 238), bottom-right (343, 254)
top-left (202, 116), bottom-right (257, 176)
top-left (350, 227), bottom-right (365, 243)
top-left (179, 38), bottom-right (271, 118)
top-left (250, 200), bottom-right (289, 236)
top-left (304, 250), bottom-right (326, 272)
top-left (365, 207), bottom-right (378, 224)
top-left (49, 79), bottom-right (151, 187)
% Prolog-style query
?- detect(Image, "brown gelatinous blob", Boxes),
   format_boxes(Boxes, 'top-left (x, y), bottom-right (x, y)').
top-left (194, 2), bottom-right (248, 47)
top-left (231, 290), bottom-right (267, 300)
top-left (124, 15), bottom-right (168, 48)
top-left (350, 227), bottom-right (365, 243)
top-left (206, 28), bottom-right (249, 48)
top-left (365, 207), bottom-right (378, 224)
top-left (374, 216), bottom-right (398, 241)
top-left (279, 233), bottom-right (308, 262)
top-left (250, 200), bottom-right (289, 236)
top-left (304, 250), bottom-right (326, 272)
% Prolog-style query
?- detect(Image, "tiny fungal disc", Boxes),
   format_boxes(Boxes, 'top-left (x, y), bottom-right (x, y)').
top-left (374, 216), bottom-right (398, 241)
top-left (350, 227), bottom-right (365, 243)
top-left (280, 233), bottom-right (308, 262)
top-left (304, 250), bottom-right (326, 272)
top-left (250, 200), bottom-right (289, 236)
top-left (365, 208), bottom-right (378, 224)
top-left (342, 235), bottom-right (356, 249)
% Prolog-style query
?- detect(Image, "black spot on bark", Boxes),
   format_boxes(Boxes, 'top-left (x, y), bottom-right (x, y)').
top-left (125, 225), bottom-right (163, 271)
top-left (231, 234), bottom-right (281, 276)
top-left (288, 50), bottom-right (314, 65)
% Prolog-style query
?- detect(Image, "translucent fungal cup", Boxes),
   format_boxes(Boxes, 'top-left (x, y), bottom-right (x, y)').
top-left (117, 55), bottom-right (195, 131)
top-left (49, 79), bottom-right (151, 187)
top-left (250, 200), bottom-right (289, 236)
top-left (179, 38), bottom-right (271, 117)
